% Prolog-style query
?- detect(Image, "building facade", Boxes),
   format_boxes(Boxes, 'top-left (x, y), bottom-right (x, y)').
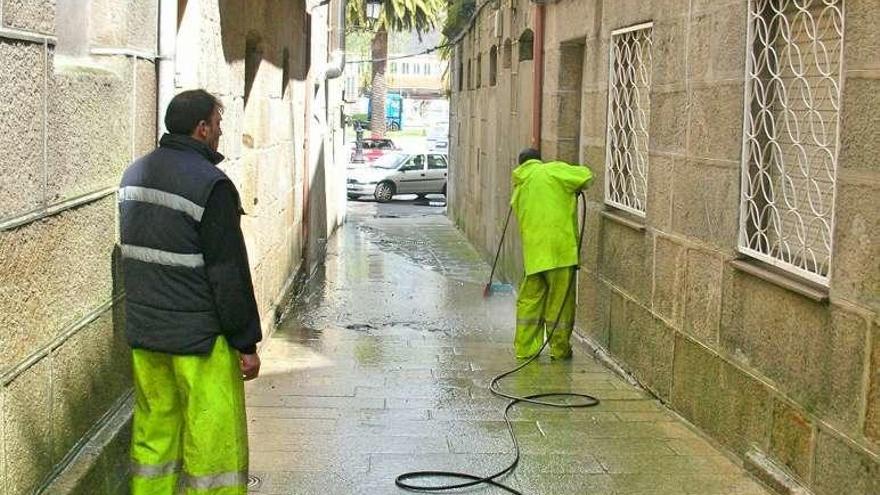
top-left (0, 0), bottom-right (345, 492)
top-left (449, 1), bottom-right (879, 493)
top-left (344, 29), bottom-right (448, 103)
top-left (387, 52), bottom-right (445, 96)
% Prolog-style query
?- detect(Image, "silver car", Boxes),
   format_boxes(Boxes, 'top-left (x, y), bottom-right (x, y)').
top-left (347, 152), bottom-right (448, 202)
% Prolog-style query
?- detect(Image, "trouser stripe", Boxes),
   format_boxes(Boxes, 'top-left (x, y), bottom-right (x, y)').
top-left (131, 460), bottom-right (181, 478)
top-left (184, 470), bottom-right (249, 490)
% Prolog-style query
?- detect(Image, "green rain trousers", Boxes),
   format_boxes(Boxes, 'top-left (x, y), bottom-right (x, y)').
top-left (515, 267), bottom-right (576, 359)
top-left (130, 336), bottom-right (248, 495)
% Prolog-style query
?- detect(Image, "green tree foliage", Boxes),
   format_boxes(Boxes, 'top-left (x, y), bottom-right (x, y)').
top-left (346, 0), bottom-right (444, 136)
top-left (442, 0), bottom-right (476, 40)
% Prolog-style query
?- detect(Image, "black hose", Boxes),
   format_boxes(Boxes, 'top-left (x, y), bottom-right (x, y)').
top-left (395, 192), bottom-right (599, 494)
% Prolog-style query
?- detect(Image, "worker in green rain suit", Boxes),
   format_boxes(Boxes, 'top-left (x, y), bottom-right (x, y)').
top-left (119, 90), bottom-right (262, 494)
top-left (510, 148), bottom-right (593, 359)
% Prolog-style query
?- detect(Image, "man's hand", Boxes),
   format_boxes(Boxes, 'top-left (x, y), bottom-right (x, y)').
top-left (240, 353), bottom-right (261, 381)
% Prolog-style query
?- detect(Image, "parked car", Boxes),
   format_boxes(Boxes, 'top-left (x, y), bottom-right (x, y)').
top-left (429, 139), bottom-right (448, 152)
top-left (350, 138), bottom-right (399, 163)
top-left (347, 152), bottom-right (448, 202)
top-left (426, 123), bottom-right (448, 152)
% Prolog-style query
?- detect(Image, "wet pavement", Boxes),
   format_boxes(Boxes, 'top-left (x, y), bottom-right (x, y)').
top-left (245, 198), bottom-right (772, 495)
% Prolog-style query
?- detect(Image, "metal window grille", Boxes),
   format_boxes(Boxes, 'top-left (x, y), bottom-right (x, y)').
top-left (739, 0), bottom-right (844, 285)
top-left (604, 23), bottom-right (653, 216)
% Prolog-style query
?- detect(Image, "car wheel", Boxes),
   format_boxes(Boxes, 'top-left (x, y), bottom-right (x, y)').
top-left (374, 181), bottom-right (395, 203)
top-left (389, 122), bottom-right (400, 132)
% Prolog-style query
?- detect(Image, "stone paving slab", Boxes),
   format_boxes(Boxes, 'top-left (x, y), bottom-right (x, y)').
top-left (246, 202), bottom-right (772, 495)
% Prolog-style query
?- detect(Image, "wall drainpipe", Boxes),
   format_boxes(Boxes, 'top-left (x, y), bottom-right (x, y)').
top-left (530, 2), bottom-right (545, 150)
top-left (322, 0), bottom-right (347, 80)
top-left (156, 0), bottom-right (177, 140)
top-left (303, 0), bottom-right (346, 265)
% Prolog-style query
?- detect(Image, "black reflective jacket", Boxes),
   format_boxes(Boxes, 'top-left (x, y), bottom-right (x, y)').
top-left (119, 134), bottom-right (252, 354)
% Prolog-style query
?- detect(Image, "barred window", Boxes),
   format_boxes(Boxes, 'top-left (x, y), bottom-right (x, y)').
top-left (739, 0), bottom-right (844, 285)
top-left (604, 23), bottom-right (653, 216)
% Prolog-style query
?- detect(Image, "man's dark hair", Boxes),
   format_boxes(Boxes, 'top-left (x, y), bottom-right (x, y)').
top-left (518, 148), bottom-right (542, 165)
top-left (164, 89), bottom-right (223, 135)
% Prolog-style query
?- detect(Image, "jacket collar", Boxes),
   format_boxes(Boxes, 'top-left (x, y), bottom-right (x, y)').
top-left (159, 133), bottom-right (225, 165)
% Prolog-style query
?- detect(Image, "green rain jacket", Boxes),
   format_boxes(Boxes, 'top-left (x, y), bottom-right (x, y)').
top-left (511, 159), bottom-right (594, 275)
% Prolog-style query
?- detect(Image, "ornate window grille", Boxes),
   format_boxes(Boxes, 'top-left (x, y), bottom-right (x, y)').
top-left (739, 0), bottom-right (844, 285)
top-left (604, 23), bottom-right (653, 216)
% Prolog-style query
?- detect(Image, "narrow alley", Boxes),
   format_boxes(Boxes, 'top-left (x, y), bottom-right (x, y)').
top-left (245, 199), bottom-right (772, 495)
top-left (2, 1), bottom-right (877, 493)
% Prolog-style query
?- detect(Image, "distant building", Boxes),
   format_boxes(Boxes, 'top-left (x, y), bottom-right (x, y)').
top-left (344, 29), bottom-right (448, 102)
top-left (387, 53), bottom-right (445, 97)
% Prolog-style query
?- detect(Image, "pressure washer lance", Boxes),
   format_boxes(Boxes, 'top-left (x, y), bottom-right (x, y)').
top-left (396, 192), bottom-right (600, 495)
top-left (483, 207), bottom-right (513, 298)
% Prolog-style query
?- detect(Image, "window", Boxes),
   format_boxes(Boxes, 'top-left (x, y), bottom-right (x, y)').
top-left (414, 64), bottom-right (421, 75)
top-left (519, 29), bottom-right (534, 62)
top-left (402, 63), bottom-right (410, 75)
top-left (458, 60), bottom-right (464, 92)
top-left (402, 155), bottom-right (425, 171)
top-left (345, 74), bottom-right (357, 101)
top-left (467, 59), bottom-right (472, 89)
top-left (391, 62), bottom-right (398, 73)
top-left (738, 0), bottom-right (844, 285)
top-left (476, 54), bottom-right (482, 88)
top-left (489, 46), bottom-right (498, 86)
top-left (428, 155), bottom-right (447, 169)
top-left (604, 22), bottom-right (653, 216)
top-left (503, 39), bottom-right (512, 69)
top-left (424, 63), bottom-right (431, 75)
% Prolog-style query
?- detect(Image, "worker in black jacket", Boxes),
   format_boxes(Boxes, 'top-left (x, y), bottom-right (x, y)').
top-left (119, 89), bottom-right (261, 495)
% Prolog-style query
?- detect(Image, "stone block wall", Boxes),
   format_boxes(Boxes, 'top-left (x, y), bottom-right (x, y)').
top-left (0, 1), bottom-right (157, 492)
top-left (449, 0), bottom-right (535, 282)
top-left (1, 0), bottom-right (341, 492)
top-left (175, 0), bottom-right (345, 326)
top-left (449, 0), bottom-right (880, 493)
top-left (176, 0), bottom-right (314, 334)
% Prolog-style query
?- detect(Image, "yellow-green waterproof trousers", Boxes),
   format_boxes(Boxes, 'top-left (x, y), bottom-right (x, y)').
top-left (515, 267), bottom-right (576, 359)
top-left (131, 336), bottom-right (248, 495)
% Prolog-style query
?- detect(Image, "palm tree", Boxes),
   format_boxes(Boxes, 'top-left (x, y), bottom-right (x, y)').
top-left (347, 0), bottom-right (444, 137)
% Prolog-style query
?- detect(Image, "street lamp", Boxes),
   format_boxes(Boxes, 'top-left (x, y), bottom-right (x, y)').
top-left (365, 0), bottom-right (382, 24)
